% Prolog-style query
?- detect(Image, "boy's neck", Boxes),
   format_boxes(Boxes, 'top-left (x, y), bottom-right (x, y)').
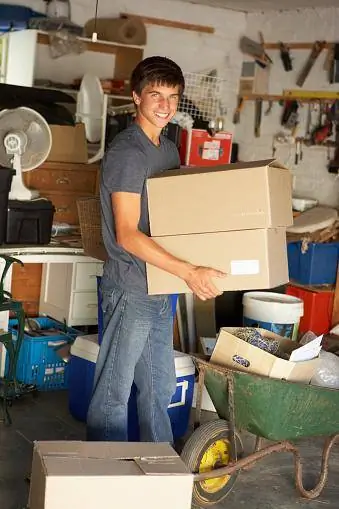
top-left (135, 115), bottom-right (162, 146)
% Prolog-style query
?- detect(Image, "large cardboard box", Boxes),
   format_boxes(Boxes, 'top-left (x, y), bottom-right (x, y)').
top-left (211, 327), bottom-right (319, 383)
top-left (147, 159), bottom-right (293, 236)
top-left (29, 441), bottom-right (193, 509)
top-left (47, 123), bottom-right (88, 164)
top-left (146, 228), bottom-right (288, 295)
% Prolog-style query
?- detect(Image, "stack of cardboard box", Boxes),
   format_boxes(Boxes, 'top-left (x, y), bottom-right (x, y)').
top-left (146, 159), bottom-right (293, 295)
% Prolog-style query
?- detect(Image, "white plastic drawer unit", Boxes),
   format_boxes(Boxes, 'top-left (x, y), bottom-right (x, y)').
top-left (71, 292), bottom-right (99, 323)
top-left (39, 262), bottom-right (103, 326)
top-left (73, 262), bottom-right (101, 292)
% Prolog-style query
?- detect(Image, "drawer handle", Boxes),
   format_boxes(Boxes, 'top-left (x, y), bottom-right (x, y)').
top-left (56, 207), bottom-right (70, 213)
top-left (56, 177), bottom-right (70, 185)
top-left (87, 304), bottom-right (98, 309)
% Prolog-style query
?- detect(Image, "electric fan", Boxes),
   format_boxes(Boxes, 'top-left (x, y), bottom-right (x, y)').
top-left (0, 107), bottom-right (52, 200)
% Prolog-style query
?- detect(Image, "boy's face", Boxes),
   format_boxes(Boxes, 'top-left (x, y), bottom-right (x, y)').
top-left (133, 82), bottom-right (181, 130)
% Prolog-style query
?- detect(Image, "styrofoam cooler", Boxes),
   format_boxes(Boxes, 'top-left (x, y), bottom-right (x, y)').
top-left (68, 334), bottom-right (195, 440)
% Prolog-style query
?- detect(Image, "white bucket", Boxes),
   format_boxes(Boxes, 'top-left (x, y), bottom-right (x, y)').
top-left (242, 292), bottom-right (304, 341)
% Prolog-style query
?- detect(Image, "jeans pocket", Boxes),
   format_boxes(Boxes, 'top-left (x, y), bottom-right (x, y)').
top-left (160, 296), bottom-right (172, 317)
top-left (101, 289), bottom-right (116, 315)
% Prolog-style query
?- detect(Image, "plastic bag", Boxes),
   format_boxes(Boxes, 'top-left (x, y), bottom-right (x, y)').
top-left (48, 29), bottom-right (85, 59)
top-left (311, 350), bottom-right (339, 389)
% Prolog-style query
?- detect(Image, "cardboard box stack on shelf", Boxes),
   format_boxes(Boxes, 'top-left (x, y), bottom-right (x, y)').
top-left (146, 159), bottom-right (293, 295)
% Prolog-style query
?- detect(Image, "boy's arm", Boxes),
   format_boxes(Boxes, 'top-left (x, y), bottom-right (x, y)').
top-left (112, 192), bottom-right (225, 301)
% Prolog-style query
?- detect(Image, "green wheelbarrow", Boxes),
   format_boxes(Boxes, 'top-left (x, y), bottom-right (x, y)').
top-left (181, 356), bottom-right (339, 508)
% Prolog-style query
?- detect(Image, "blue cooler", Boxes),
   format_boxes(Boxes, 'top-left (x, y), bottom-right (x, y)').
top-left (68, 334), bottom-right (195, 440)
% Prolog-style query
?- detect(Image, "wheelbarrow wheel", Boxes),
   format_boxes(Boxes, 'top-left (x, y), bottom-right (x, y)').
top-left (181, 419), bottom-right (243, 508)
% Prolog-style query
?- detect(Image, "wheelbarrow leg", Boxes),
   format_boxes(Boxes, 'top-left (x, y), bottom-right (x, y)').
top-left (242, 436), bottom-right (264, 472)
top-left (294, 433), bottom-right (339, 499)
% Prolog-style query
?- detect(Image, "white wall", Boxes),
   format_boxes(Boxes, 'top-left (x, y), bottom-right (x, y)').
top-left (4, 0), bottom-right (246, 118)
top-left (235, 7), bottom-right (339, 207)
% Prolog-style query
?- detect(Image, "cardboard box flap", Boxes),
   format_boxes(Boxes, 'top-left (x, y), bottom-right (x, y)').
top-left (148, 159), bottom-right (288, 180)
top-left (35, 441), bottom-right (178, 460)
top-left (135, 457), bottom-right (192, 476)
top-left (35, 442), bottom-right (190, 477)
top-left (212, 327), bottom-right (319, 383)
top-left (43, 456), bottom-right (191, 477)
top-left (214, 331), bottom-right (275, 377)
top-left (43, 456), bottom-right (143, 477)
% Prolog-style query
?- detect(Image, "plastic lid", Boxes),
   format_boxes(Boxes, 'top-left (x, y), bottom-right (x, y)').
top-left (71, 334), bottom-right (99, 363)
top-left (243, 291), bottom-right (303, 306)
top-left (174, 350), bottom-right (194, 370)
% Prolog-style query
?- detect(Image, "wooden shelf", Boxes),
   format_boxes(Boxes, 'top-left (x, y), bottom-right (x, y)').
top-left (239, 93), bottom-right (337, 103)
top-left (263, 42), bottom-right (333, 50)
top-left (35, 85), bottom-right (132, 101)
top-left (120, 12), bottom-right (215, 34)
top-left (37, 31), bottom-right (145, 54)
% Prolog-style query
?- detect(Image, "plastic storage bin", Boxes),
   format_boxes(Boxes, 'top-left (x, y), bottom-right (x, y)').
top-left (243, 291), bottom-right (304, 341)
top-left (287, 241), bottom-right (339, 285)
top-left (6, 199), bottom-right (55, 244)
top-left (68, 334), bottom-right (195, 440)
top-left (7, 317), bottom-right (82, 390)
top-left (286, 284), bottom-right (334, 336)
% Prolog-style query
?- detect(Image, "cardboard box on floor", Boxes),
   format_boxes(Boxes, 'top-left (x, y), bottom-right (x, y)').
top-left (147, 159), bottom-right (293, 237)
top-left (47, 123), bottom-right (88, 164)
top-left (147, 228), bottom-right (288, 295)
top-left (29, 441), bottom-right (193, 509)
top-left (211, 327), bottom-right (320, 383)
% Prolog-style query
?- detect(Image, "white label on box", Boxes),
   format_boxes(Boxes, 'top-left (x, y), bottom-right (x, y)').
top-left (202, 140), bottom-right (220, 160)
top-left (231, 260), bottom-right (260, 275)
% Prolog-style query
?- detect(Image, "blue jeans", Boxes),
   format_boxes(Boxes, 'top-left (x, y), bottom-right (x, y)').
top-left (86, 286), bottom-right (176, 442)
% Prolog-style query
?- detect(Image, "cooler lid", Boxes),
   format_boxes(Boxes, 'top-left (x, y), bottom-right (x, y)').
top-left (174, 350), bottom-right (194, 370)
top-left (71, 334), bottom-right (99, 363)
top-left (8, 198), bottom-right (55, 210)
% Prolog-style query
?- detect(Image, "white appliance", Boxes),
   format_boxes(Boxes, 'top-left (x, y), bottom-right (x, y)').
top-left (0, 107), bottom-right (52, 200)
top-left (76, 74), bottom-right (108, 164)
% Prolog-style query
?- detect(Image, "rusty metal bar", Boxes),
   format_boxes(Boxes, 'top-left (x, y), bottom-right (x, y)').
top-left (227, 371), bottom-right (237, 462)
top-left (194, 441), bottom-right (290, 481)
top-left (194, 435), bottom-right (339, 500)
top-left (194, 366), bottom-right (205, 430)
top-left (294, 434), bottom-right (339, 499)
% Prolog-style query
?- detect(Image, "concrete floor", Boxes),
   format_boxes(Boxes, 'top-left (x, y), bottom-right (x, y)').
top-left (0, 391), bottom-right (338, 509)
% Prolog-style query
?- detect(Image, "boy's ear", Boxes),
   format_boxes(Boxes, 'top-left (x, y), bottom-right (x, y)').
top-left (132, 91), bottom-right (141, 105)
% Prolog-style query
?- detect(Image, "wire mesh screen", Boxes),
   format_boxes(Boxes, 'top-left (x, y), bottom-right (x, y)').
top-left (179, 72), bottom-right (226, 122)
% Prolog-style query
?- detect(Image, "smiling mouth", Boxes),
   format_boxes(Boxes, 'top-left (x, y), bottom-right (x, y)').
top-left (155, 112), bottom-right (170, 119)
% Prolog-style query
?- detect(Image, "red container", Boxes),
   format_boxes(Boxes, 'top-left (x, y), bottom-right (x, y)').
top-left (286, 284), bottom-right (334, 336)
top-left (180, 129), bottom-right (232, 166)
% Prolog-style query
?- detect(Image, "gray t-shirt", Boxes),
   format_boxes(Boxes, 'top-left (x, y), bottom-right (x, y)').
top-left (100, 122), bottom-right (180, 293)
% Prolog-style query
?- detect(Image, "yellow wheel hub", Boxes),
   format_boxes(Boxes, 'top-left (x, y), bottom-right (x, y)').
top-left (198, 438), bottom-right (231, 493)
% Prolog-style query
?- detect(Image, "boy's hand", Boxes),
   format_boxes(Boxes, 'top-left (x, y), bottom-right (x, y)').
top-left (184, 266), bottom-right (227, 301)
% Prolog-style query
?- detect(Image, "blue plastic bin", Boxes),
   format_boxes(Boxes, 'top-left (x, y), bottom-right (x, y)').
top-left (287, 241), bottom-right (339, 285)
top-left (68, 334), bottom-right (195, 440)
top-left (7, 317), bottom-right (82, 390)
